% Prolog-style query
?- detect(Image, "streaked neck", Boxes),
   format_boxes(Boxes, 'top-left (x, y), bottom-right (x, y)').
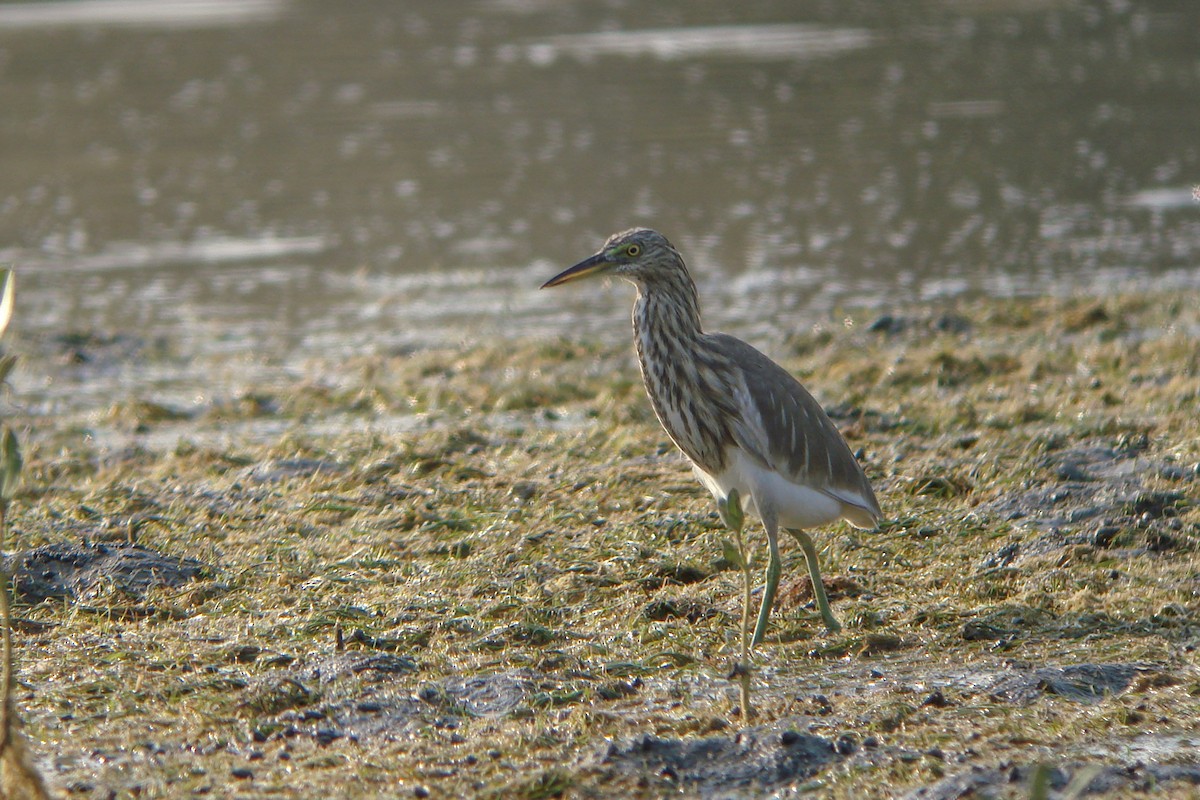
top-left (630, 266), bottom-right (731, 474)
top-left (632, 270), bottom-right (703, 351)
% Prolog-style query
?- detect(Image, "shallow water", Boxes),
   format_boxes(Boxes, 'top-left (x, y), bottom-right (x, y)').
top-left (2, 0), bottom-right (1198, 418)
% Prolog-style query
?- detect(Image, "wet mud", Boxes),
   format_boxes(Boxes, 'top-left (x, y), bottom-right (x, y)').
top-left (232, 649), bottom-right (1200, 798)
top-left (983, 440), bottom-right (1193, 555)
top-left (907, 761), bottom-right (1200, 800)
top-left (983, 663), bottom-right (1145, 705)
top-left (595, 727), bottom-right (841, 798)
top-left (249, 659), bottom-right (537, 745)
top-left (8, 541), bottom-right (208, 603)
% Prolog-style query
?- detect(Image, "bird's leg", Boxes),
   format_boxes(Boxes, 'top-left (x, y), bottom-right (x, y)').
top-left (718, 490), bottom-right (753, 718)
top-left (788, 529), bottom-right (842, 634)
top-left (750, 506), bottom-right (782, 648)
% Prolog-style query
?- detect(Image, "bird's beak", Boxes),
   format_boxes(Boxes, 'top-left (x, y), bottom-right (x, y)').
top-left (540, 252), bottom-right (612, 289)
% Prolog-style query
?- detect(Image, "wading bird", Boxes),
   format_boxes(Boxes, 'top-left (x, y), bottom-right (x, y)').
top-left (541, 228), bottom-right (881, 645)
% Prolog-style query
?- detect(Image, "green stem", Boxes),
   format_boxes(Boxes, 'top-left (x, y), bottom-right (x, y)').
top-left (0, 502), bottom-right (12, 750)
top-left (734, 517), bottom-right (752, 717)
top-left (736, 524), bottom-right (749, 662)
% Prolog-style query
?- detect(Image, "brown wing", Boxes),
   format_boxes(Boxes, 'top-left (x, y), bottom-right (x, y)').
top-left (706, 333), bottom-right (881, 526)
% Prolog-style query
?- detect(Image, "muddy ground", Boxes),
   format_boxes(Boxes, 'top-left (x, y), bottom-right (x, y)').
top-left (3, 290), bottom-right (1198, 798)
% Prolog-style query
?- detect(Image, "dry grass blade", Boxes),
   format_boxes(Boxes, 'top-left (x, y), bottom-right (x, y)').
top-left (0, 271), bottom-right (12, 338)
top-left (719, 489), bottom-right (753, 717)
top-left (0, 715), bottom-right (52, 800)
top-left (0, 472), bottom-right (52, 800)
top-left (0, 269), bottom-right (53, 800)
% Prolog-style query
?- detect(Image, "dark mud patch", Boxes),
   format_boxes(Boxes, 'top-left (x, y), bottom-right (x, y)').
top-left (983, 663), bottom-right (1145, 704)
top-left (871, 661), bottom-right (1200, 798)
top-left (434, 670), bottom-right (532, 716)
top-left (259, 653), bottom-right (425, 743)
top-left (251, 658), bottom-right (541, 744)
top-left (49, 330), bottom-right (162, 370)
top-left (7, 542), bottom-right (209, 603)
top-left (867, 311), bottom-right (974, 337)
top-left (864, 661), bottom-right (1152, 708)
top-left (323, 669), bottom-right (534, 742)
top-left (592, 726), bottom-right (842, 799)
top-left (243, 458), bottom-right (347, 483)
top-left (301, 652), bottom-right (421, 684)
top-left (981, 440), bottom-right (1196, 562)
top-left (906, 759), bottom-right (1200, 800)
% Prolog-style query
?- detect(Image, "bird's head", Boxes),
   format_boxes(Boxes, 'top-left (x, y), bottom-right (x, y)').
top-left (541, 228), bottom-right (685, 289)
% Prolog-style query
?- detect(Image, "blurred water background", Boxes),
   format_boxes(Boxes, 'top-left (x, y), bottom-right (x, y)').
top-left (1, 0), bottom-right (1197, 422)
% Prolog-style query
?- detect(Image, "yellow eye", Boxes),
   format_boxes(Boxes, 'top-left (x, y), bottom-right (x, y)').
top-left (626, 244), bottom-right (642, 257)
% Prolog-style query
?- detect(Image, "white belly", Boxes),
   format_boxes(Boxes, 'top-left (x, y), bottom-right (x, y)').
top-left (694, 448), bottom-right (845, 530)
